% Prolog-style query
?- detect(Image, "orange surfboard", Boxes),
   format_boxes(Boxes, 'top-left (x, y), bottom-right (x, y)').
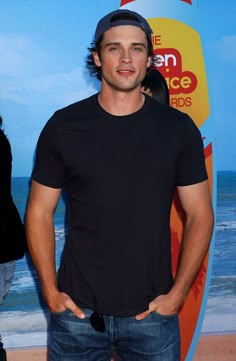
top-left (170, 144), bottom-right (213, 360)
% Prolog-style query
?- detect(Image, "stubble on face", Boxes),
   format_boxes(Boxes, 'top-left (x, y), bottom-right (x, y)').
top-left (94, 25), bottom-right (151, 93)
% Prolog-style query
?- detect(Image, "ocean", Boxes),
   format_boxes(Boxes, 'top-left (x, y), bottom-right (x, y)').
top-left (0, 171), bottom-right (235, 348)
top-left (201, 171), bottom-right (236, 334)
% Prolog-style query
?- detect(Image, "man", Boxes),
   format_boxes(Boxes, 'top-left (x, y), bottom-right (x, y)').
top-left (26, 9), bottom-right (214, 361)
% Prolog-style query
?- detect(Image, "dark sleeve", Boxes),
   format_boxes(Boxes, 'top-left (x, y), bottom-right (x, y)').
top-left (175, 116), bottom-right (208, 186)
top-left (32, 114), bottom-right (65, 188)
top-left (0, 131), bottom-right (12, 201)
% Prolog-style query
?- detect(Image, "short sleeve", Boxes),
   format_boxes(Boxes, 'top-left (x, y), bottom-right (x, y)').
top-left (175, 116), bottom-right (208, 186)
top-left (32, 115), bottom-right (65, 188)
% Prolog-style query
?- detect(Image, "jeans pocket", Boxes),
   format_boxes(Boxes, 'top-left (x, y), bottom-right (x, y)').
top-left (152, 311), bottom-right (178, 319)
top-left (50, 308), bottom-right (71, 316)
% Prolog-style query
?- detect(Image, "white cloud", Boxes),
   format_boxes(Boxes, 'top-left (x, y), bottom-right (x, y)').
top-left (0, 33), bottom-right (46, 76)
top-left (0, 33), bottom-right (99, 108)
top-left (0, 67), bottom-right (98, 108)
top-left (27, 67), bottom-right (98, 104)
top-left (0, 33), bottom-right (98, 106)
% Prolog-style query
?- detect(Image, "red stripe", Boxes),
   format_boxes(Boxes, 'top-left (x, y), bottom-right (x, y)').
top-left (204, 143), bottom-right (212, 159)
top-left (120, 0), bottom-right (135, 6)
top-left (120, 1), bottom-right (193, 7)
top-left (181, 0), bottom-right (192, 4)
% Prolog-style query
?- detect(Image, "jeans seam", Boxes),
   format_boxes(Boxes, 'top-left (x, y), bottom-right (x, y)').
top-left (109, 315), bottom-right (114, 345)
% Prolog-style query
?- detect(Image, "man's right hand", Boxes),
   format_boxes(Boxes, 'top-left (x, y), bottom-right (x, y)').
top-left (46, 290), bottom-right (85, 319)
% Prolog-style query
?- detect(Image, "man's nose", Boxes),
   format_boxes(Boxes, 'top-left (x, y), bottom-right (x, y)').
top-left (120, 49), bottom-right (132, 64)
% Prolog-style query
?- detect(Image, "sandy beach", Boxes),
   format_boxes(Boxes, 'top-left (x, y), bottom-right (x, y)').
top-left (192, 334), bottom-right (236, 361)
top-left (5, 333), bottom-right (236, 361)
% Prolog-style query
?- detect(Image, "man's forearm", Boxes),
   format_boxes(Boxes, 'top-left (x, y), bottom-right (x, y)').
top-left (26, 209), bottom-right (58, 304)
top-left (171, 211), bottom-right (214, 306)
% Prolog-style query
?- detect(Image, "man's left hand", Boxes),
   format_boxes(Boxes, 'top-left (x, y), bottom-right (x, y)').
top-left (135, 293), bottom-right (181, 321)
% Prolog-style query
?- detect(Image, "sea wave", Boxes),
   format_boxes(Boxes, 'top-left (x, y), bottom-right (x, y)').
top-left (0, 310), bottom-right (48, 348)
top-left (216, 220), bottom-right (236, 230)
top-left (202, 295), bottom-right (236, 333)
top-left (208, 276), bottom-right (236, 297)
top-left (11, 274), bottom-right (38, 291)
top-left (202, 312), bottom-right (236, 334)
top-left (0, 310), bottom-right (48, 331)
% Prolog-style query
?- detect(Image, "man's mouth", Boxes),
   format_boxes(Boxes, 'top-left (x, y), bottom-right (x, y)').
top-left (117, 69), bottom-right (134, 75)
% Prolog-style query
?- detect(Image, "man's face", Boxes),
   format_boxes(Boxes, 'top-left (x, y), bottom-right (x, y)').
top-left (93, 25), bottom-right (151, 92)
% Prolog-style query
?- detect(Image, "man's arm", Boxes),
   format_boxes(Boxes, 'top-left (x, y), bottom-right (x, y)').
top-left (136, 179), bottom-right (214, 319)
top-left (25, 180), bottom-right (85, 318)
top-left (169, 179), bottom-right (214, 308)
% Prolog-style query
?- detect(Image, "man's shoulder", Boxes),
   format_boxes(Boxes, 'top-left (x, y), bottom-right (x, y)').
top-left (44, 93), bottom-right (98, 130)
top-left (148, 96), bottom-right (189, 120)
top-left (146, 97), bottom-right (199, 137)
top-left (40, 94), bottom-right (98, 135)
top-left (147, 97), bottom-right (193, 128)
top-left (55, 93), bottom-right (98, 118)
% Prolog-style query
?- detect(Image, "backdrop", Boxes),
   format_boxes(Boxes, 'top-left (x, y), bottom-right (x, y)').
top-left (0, 1), bottom-right (235, 360)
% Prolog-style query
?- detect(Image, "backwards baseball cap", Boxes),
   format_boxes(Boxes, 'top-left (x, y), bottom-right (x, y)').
top-left (95, 9), bottom-right (153, 44)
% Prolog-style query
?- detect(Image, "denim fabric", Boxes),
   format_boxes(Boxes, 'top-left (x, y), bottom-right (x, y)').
top-left (0, 261), bottom-right (15, 305)
top-left (49, 308), bottom-right (180, 361)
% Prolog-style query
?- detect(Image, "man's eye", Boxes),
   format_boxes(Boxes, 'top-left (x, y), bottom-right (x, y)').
top-left (109, 47), bottom-right (118, 52)
top-left (133, 47), bottom-right (143, 52)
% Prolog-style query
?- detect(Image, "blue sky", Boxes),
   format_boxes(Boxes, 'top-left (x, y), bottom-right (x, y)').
top-left (0, 0), bottom-right (235, 176)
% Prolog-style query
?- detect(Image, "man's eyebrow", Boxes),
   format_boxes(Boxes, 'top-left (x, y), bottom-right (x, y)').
top-left (104, 42), bottom-right (147, 48)
top-left (131, 42), bottom-right (146, 47)
top-left (104, 42), bottom-right (121, 47)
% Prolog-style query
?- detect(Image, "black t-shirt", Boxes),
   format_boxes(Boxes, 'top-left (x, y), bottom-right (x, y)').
top-left (32, 94), bottom-right (208, 316)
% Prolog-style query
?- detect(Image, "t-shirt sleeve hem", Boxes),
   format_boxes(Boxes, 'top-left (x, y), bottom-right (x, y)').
top-left (176, 174), bottom-right (208, 187)
top-left (32, 175), bottom-right (63, 189)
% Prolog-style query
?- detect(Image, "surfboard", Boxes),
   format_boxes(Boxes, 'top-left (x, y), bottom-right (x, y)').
top-left (120, 1), bottom-right (215, 360)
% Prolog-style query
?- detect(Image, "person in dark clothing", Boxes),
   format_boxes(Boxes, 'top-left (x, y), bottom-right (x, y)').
top-left (0, 116), bottom-right (16, 305)
top-left (26, 9), bottom-right (214, 361)
top-left (141, 66), bottom-right (170, 104)
top-left (0, 116), bottom-right (27, 299)
top-left (0, 115), bottom-right (26, 359)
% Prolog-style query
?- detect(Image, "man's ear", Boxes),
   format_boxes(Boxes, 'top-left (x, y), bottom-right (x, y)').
top-left (93, 51), bottom-right (101, 67)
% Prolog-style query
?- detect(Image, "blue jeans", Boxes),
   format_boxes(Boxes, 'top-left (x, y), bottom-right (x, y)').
top-left (49, 308), bottom-right (180, 361)
top-left (0, 261), bottom-right (15, 305)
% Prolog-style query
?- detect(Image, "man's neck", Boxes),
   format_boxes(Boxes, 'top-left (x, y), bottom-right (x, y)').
top-left (98, 87), bottom-right (145, 116)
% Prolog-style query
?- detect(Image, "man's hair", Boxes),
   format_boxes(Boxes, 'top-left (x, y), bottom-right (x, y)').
top-left (86, 13), bottom-right (153, 81)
